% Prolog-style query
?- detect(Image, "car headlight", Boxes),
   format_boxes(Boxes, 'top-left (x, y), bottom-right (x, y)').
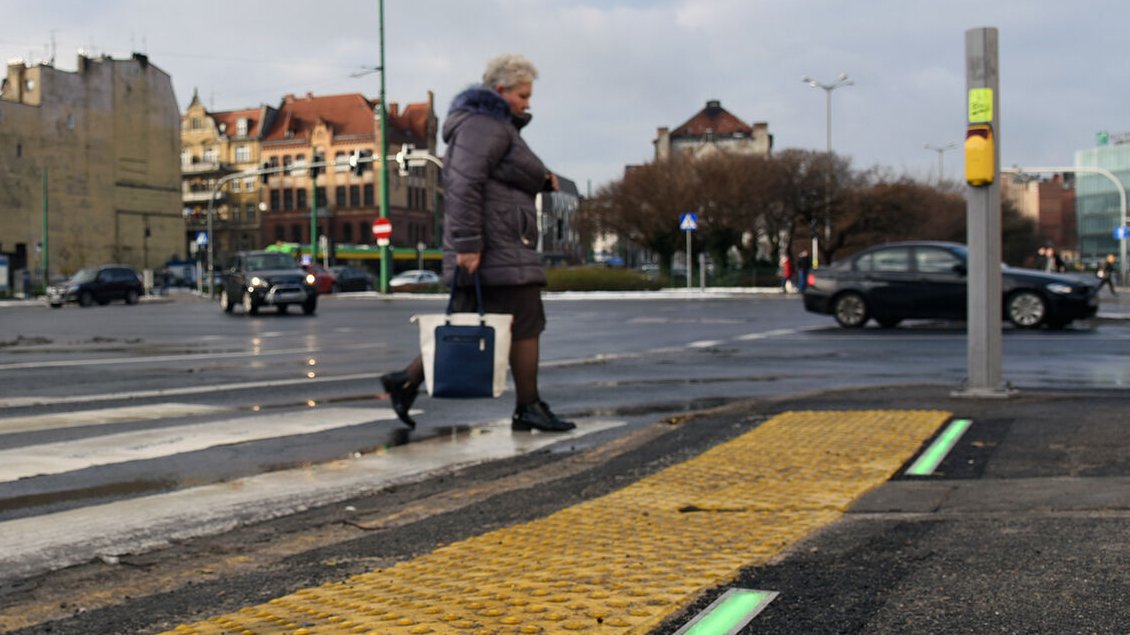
top-left (249, 276), bottom-right (268, 288)
top-left (1046, 283), bottom-right (1073, 295)
top-left (305, 274), bottom-right (316, 285)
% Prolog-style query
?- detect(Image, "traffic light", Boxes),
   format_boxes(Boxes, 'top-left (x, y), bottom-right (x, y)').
top-left (310, 153), bottom-right (324, 179)
top-left (349, 150), bottom-right (371, 177)
top-left (260, 162), bottom-right (270, 184)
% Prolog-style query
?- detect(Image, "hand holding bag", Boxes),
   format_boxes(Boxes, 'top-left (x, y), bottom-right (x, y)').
top-left (413, 269), bottom-right (512, 398)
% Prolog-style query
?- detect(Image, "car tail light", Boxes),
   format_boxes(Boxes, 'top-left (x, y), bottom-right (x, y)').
top-left (806, 272), bottom-right (816, 288)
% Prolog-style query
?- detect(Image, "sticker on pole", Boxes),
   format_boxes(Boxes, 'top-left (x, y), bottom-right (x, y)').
top-left (967, 88), bottom-right (993, 123)
top-left (679, 212), bottom-right (698, 231)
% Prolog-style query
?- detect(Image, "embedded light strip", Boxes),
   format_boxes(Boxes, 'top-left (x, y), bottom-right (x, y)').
top-left (906, 418), bottom-right (973, 476)
top-left (674, 588), bottom-right (779, 635)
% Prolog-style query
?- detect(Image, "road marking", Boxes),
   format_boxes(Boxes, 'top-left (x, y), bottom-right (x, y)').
top-left (0, 346), bottom-right (321, 371)
top-left (0, 372), bottom-right (383, 408)
top-left (689, 339), bottom-right (724, 348)
top-left (0, 407), bottom-right (396, 483)
top-left (0, 403), bottom-right (230, 436)
top-left (906, 418), bottom-right (973, 476)
top-left (736, 326), bottom-right (816, 341)
top-left (675, 588), bottom-right (779, 635)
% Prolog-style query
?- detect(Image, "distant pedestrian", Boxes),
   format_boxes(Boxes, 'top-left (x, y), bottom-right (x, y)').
top-left (780, 254), bottom-right (795, 293)
top-left (1097, 253), bottom-right (1118, 296)
top-left (1044, 246), bottom-right (1065, 273)
top-left (796, 249), bottom-right (812, 293)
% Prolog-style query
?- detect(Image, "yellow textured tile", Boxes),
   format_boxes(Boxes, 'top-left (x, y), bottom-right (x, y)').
top-left (160, 410), bottom-right (949, 635)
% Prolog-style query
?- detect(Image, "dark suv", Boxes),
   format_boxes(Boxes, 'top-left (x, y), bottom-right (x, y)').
top-left (47, 265), bottom-right (143, 308)
top-left (219, 250), bottom-right (318, 316)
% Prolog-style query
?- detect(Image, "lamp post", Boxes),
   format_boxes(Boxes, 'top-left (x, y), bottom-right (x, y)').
top-left (801, 72), bottom-right (853, 267)
top-left (925, 142), bottom-right (958, 183)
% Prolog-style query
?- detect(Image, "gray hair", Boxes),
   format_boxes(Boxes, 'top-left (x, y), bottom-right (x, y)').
top-left (482, 53), bottom-right (538, 89)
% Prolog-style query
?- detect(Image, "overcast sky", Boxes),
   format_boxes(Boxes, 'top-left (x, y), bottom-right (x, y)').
top-left (4, 0), bottom-right (1127, 194)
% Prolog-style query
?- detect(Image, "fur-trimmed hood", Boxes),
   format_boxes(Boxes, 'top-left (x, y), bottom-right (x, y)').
top-left (443, 85), bottom-right (531, 142)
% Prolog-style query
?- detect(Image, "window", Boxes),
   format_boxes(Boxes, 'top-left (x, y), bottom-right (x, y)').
top-left (291, 224), bottom-right (303, 243)
top-left (857, 248), bottom-right (910, 273)
top-left (350, 185), bottom-right (361, 208)
top-left (297, 189), bottom-right (307, 210)
top-left (235, 145), bottom-right (251, 163)
top-left (335, 186), bottom-right (347, 208)
top-left (236, 118), bottom-right (249, 136)
top-left (268, 156), bottom-right (279, 169)
top-left (343, 223), bottom-right (353, 242)
top-left (916, 248), bottom-right (962, 274)
top-left (293, 154), bottom-right (307, 176)
top-left (191, 117), bottom-right (202, 130)
top-left (334, 151), bottom-right (348, 172)
top-left (203, 147), bottom-right (219, 163)
top-left (363, 184), bottom-right (374, 207)
top-left (269, 190), bottom-right (280, 211)
top-left (359, 222), bottom-right (370, 244)
top-left (315, 187), bottom-right (326, 209)
top-left (246, 204), bottom-right (256, 224)
top-left (231, 179), bottom-right (241, 193)
top-left (244, 177), bottom-right (256, 192)
top-left (283, 189), bottom-right (294, 211)
top-left (181, 150), bottom-right (192, 167)
top-left (283, 155), bottom-right (293, 174)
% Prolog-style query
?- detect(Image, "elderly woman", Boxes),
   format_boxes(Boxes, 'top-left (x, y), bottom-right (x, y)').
top-left (381, 53), bottom-right (574, 433)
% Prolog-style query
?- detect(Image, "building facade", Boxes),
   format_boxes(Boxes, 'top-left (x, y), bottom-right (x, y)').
top-left (1002, 174), bottom-right (1077, 263)
top-left (256, 92), bottom-right (439, 266)
top-left (1075, 135), bottom-right (1130, 267)
top-left (0, 54), bottom-right (182, 288)
top-left (654, 99), bottom-right (772, 161)
top-left (180, 94), bottom-right (277, 264)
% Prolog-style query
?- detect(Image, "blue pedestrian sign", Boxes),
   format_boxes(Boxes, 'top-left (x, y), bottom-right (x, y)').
top-left (679, 213), bottom-right (698, 231)
top-left (1114, 226), bottom-right (1129, 240)
top-left (195, 231), bottom-right (209, 246)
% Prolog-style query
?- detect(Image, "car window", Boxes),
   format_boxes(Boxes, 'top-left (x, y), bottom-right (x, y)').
top-left (916, 248), bottom-right (963, 273)
top-left (246, 253), bottom-right (295, 271)
top-left (857, 248), bottom-right (910, 273)
top-left (72, 268), bottom-right (97, 283)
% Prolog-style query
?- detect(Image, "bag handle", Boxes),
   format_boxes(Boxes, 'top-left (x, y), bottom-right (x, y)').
top-left (445, 266), bottom-right (486, 321)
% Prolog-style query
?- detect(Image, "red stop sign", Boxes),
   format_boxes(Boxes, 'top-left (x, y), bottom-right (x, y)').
top-left (372, 218), bottom-right (392, 240)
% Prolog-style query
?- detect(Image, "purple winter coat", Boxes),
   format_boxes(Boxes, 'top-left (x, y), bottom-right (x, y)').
top-left (441, 85), bottom-right (549, 288)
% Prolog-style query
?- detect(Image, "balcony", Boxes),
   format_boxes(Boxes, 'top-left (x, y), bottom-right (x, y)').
top-left (182, 190), bottom-right (227, 204)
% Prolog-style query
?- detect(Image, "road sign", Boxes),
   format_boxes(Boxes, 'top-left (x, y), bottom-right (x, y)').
top-left (195, 231), bottom-right (208, 246)
top-left (1115, 226), bottom-right (1129, 240)
top-left (679, 213), bottom-right (698, 231)
top-left (372, 218), bottom-right (392, 239)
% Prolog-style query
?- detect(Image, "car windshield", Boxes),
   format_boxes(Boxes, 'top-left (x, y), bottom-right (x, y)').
top-left (245, 253), bottom-right (296, 271)
top-left (70, 268), bottom-right (98, 283)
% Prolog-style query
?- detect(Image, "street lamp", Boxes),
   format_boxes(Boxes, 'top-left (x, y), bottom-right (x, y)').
top-left (802, 72), bottom-right (853, 266)
top-left (924, 142), bottom-right (958, 183)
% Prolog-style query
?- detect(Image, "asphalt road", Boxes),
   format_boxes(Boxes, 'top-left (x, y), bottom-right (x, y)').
top-left (1, 290), bottom-right (1129, 633)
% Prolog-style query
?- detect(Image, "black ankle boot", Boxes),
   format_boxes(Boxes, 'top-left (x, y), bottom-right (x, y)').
top-left (512, 400), bottom-right (576, 432)
top-left (380, 371), bottom-right (419, 428)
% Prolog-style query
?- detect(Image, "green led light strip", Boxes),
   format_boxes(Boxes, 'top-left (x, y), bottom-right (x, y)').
top-left (675, 588), bottom-right (779, 635)
top-left (906, 418), bottom-right (973, 476)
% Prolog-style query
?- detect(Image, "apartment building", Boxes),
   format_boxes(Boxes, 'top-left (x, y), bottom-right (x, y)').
top-left (654, 99), bottom-right (772, 161)
top-left (0, 54), bottom-right (181, 287)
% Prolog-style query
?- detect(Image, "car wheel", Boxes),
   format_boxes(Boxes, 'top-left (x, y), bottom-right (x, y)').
top-left (79, 291), bottom-right (94, 307)
top-left (302, 298), bottom-right (317, 315)
top-left (1006, 290), bottom-right (1046, 328)
top-left (876, 317), bottom-right (902, 329)
top-left (242, 291), bottom-right (259, 316)
top-left (833, 292), bottom-right (869, 328)
top-left (219, 289), bottom-right (235, 313)
top-left (125, 289), bottom-right (140, 305)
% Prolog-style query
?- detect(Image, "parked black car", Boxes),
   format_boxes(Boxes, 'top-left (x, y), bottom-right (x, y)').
top-left (803, 241), bottom-right (1100, 329)
top-left (47, 265), bottom-right (143, 308)
top-left (219, 250), bottom-right (317, 316)
top-left (329, 265), bottom-right (374, 292)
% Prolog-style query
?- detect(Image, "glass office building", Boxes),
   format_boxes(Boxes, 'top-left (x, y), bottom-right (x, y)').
top-left (1075, 137), bottom-right (1130, 266)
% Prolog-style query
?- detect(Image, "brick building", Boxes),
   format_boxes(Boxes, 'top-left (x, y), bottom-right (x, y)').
top-left (0, 54), bottom-right (181, 288)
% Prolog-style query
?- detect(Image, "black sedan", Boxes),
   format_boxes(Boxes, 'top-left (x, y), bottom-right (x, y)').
top-left (46, 265), bottom-right (143, 308)
top-left (802, 241), bottom-right (1099, 329)
top-left (329, 266), bottom-right (374, 292)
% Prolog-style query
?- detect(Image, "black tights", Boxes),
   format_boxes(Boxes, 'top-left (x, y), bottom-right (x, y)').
top-left (401, 336), bottom-right (540, 406)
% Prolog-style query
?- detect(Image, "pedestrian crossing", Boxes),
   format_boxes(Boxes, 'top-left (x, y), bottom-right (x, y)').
top-left (0, 400), bottom-right (620, 583)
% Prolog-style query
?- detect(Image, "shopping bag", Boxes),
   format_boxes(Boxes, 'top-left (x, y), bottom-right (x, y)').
top-left (413, 269), bottom-right (512, 398)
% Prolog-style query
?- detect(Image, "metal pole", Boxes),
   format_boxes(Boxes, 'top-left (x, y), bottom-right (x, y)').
top-left (378, 0), bottom-right (391, 294)
top-left (41, 168), bottom-right (48, 287)
top-left (309, 166), bottom-right (317, 263)
top-left (685, 229), bottom-right (692, 291)
top-left (957, 26), bottom-right (1009, 398)
top-left (206, 182), bottom-right (215, 297)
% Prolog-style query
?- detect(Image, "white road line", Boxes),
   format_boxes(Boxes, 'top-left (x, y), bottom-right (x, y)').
top-left (0, 406), bottom-right (397, 483)
top-left (0, 372), bottom-right (383, 408)
top-left (0, 346), bottom-right (320, 371)
top-left (0, 403), bottom-right (231, 436)
top-left (0, 417), bottom-right (629, 582)
top-left (689, 340), bottom-right (724, 348)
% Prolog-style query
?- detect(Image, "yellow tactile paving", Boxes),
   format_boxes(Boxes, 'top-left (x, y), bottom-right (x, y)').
top-left (164, 409), bottom-right (950, 635)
